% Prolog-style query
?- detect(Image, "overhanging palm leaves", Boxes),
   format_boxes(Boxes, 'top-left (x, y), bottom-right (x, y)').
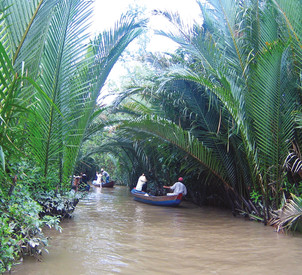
top-left (95, 0), bottom-right (301, 219)
top-left (120, 115), bottom-right (234, 190)
top-left (0, 0), bottom-right (146, 187)
top-left (59, 13), bottom-right (146, 185)
top-left (23, 0), bottom-right (94, 182)
top-left (151, 0), bottom-right (300, 213)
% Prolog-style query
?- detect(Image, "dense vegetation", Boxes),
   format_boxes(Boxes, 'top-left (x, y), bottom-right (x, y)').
top-left (1, 0), bottom-right (302, 272)
top-left (83, 0), bottom-right (302, 229)
top-left (0, 0), bottom-right (145, 272)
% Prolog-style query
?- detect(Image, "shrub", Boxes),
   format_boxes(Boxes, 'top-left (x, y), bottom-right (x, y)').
top-left (33, 190), bottom-right (82, 219)
top-left (0, 185), bottom-right (61, 273)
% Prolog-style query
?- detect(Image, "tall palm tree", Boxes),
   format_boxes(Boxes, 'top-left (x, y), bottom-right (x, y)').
top-left (0, 0), bottom-right (146, 187)
top-left (147, 0), bottom-right (300, 215)
top-left (0, 0), bottom-right (58, 187)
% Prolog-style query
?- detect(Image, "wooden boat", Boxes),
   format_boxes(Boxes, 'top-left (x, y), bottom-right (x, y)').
top-left (92, 180), bottom-right (115, 188)
top-left (131, 188), bottom-right (182, 206)
top-left (102, 181), bottom-right (115, 188)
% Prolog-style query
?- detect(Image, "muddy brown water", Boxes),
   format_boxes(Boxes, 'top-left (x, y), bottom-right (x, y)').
top-left (10, 186), bottom-right (302, 275)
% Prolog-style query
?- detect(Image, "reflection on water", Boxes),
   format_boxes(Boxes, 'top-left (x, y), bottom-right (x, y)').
top-left (11, 186), bottom-right (302, 275)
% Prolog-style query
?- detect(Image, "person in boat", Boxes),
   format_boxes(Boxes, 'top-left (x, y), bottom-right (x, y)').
top-left (79, 172), bottom-right (90, 191)
top-left (71, 175), bottom-right (81, 191)
top-left (96, 171), bottom-right (103, 185)
top-left (163, 177), bottom-right (187, 196)
top-left (92, 171), bottom-right (102, 186)
top-left (101, 168), bottom-right (110, 183)
top-left (81, 172), bottom-right (88, 184)
top-left (135, 173), bottom-right (148, 191)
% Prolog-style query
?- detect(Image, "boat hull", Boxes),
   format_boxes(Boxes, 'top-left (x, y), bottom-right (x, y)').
top-left (92, 181), bottom-right (115, 188)
top-left (102, 181), bottom-right (115, 188)
top-left (131, 189), bottom-right (182, 206)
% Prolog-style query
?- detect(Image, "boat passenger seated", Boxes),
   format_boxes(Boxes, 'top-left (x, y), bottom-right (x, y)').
top-left (163, 177), bottom-right (187, 196)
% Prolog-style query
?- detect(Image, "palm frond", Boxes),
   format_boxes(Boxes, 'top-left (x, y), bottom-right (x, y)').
top-left (119, 115), bottom-right (236, 190)
top-left (274, 0), bottom-right (302, 69)
top-left (249, 42), bottom-right (296, 182)
top-left (60, 13), bottom-right (147, 183)
top-left (24, 0), bottom-right (93, 180)
top-left (270, 194), bottom-right (302, 232)
top-left (0, 38), bottom-right (23, 153)
top-left (0, 0), bottom-right (58, 70)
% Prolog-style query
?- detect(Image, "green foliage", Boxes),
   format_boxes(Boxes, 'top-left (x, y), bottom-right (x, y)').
top-left (2, 157), bottom-right (60, 192)
top-left (0, 0), bottom-right (148, 271)
top-left (0, 215), bottom-right (21, 273)
top-left (283, 179), bottom-right (299, 196)
top-left (0, 185), bottom-right (61, 273)
top-left (33, 190), bottom-right (82, 219)
top-left (250, 190), bottom-right (262, 205)
top-left (0, 0), bottom-right (146, 190)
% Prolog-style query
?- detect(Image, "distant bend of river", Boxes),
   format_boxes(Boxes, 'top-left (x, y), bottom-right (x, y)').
top-left (11, 186), bottom-right (302, 275)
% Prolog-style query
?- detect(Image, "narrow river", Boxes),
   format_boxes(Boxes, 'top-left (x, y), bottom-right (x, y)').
top-left (11, 186), bottom-right (302, 275)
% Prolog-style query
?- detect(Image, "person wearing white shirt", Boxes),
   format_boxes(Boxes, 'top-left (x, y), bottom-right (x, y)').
top-left (136, 173), bottom-right (148, 191)
top-left (97, 172), bottom-right (103, 184)
top-left (164, 177), bottom-right (187, 196)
